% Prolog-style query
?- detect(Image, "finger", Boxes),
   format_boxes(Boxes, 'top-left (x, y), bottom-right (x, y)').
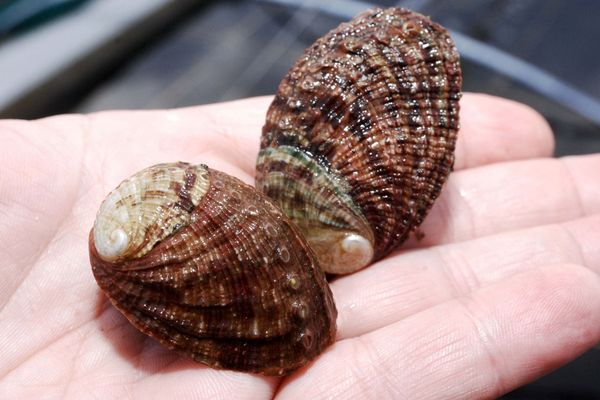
top-left (81, 100), bottom-right (268, 184)
top-left (453, 93), bottom-right (554, 169)
top-left (71, 92), bottom-right (552, 179)
top-left (278, 264), bottom-right (600, 399)
top-left (403, 154), bottom-right (600, 249)
top-left (334, 213), bottom-right (600, 339)
top-left (2, 92), bottom-right (551, 185)
top-left (7, 92), bottom-right (550, 188)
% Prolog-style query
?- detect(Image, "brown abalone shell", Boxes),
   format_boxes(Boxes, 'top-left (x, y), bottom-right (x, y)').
top-left (256, 7), bottom-right (462, 274)
top-left (89, 162), bottom-right (337, 376)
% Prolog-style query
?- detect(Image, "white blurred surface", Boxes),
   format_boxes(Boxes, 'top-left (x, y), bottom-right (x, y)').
top-left (0, 0), bottom-right (174, 114)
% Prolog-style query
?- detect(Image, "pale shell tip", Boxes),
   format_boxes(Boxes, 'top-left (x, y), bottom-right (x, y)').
top-left (94, 227), bottom-right (129, 262)
top-left (339, 233), bottom-right (373, 273)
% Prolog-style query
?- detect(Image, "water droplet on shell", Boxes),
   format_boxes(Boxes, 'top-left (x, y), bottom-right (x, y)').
top-left (279, 246), bottom-right (291, 262)
top-left (263, 222), bottom-right (278, 237)
top-left (256, 7), bottom-right (462, 274)
top-left (291, 300), bottom-right (308, 320)
top-left (246, 205), bottom-right (260, 216)
top-left (299, 329), bottom-right (314, 349)
top-left (286, 272), bottom-right (302, 290)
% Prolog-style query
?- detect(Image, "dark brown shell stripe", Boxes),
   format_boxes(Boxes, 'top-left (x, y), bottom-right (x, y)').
top-left (90, 168), bottom-right (336, 376)
top-left (256, 7), bottom-right (461, 270)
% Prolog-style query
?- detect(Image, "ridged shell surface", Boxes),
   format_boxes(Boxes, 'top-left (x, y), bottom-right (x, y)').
top-left (256, 7), bottom-right (462, 274)
top-left (89, 162), bottom-right (337, 376)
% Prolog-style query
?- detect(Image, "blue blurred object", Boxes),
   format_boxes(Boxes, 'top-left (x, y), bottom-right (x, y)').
top-left (0, 0), bottom-right (88, 37)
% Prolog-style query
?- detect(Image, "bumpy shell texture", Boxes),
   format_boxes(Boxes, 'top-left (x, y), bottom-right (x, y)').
top-left (256, 7), bottom-right (462, 274)
top-left (89, 162), bottom-right (337, 376)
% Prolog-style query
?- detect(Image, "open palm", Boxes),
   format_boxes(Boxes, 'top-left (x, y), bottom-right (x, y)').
top-left (1, 94), bottom-right (599, 399)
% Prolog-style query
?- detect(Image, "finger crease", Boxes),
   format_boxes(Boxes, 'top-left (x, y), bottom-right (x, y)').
top-left (455, 296), bottom-right (507, 397)
top-left (560, 159), bottom-right (587, 217)
top-left (352, 336), bottom-right (401, 399)
top-left (435, 246), bottom-right (481, 296)
top-left (561, 224), bottom-right (592, 275)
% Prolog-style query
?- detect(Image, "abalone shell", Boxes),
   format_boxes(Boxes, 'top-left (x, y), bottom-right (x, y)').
top-left (89, 162), bottom-right (337, 376)
top-left (256, 7), bottom-right (462, 274)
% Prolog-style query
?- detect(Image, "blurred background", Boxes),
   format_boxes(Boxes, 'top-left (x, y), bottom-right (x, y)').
top-left (1, 0), bottom-right (598, 396)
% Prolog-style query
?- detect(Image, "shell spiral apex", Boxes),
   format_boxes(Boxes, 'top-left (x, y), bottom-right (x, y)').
top-left (89, 162), bottom-right (337, 376)
top-left (256, 7), bottom-right (462, 274)
top-left (93, 163), bottom-right (210, 262)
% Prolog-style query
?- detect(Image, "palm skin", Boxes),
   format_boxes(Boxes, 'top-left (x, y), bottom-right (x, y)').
top-left (1, 93), bottom-right (599, 399)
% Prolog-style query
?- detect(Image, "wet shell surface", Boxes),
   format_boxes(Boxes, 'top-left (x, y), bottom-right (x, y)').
top-left (89, 162), bottom-right (337, 376)
top-left (256, 7), bottom-right (462, 274)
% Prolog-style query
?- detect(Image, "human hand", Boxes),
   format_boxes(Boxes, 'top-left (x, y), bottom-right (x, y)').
top-left (1, 94), bottom-right (599, 399)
